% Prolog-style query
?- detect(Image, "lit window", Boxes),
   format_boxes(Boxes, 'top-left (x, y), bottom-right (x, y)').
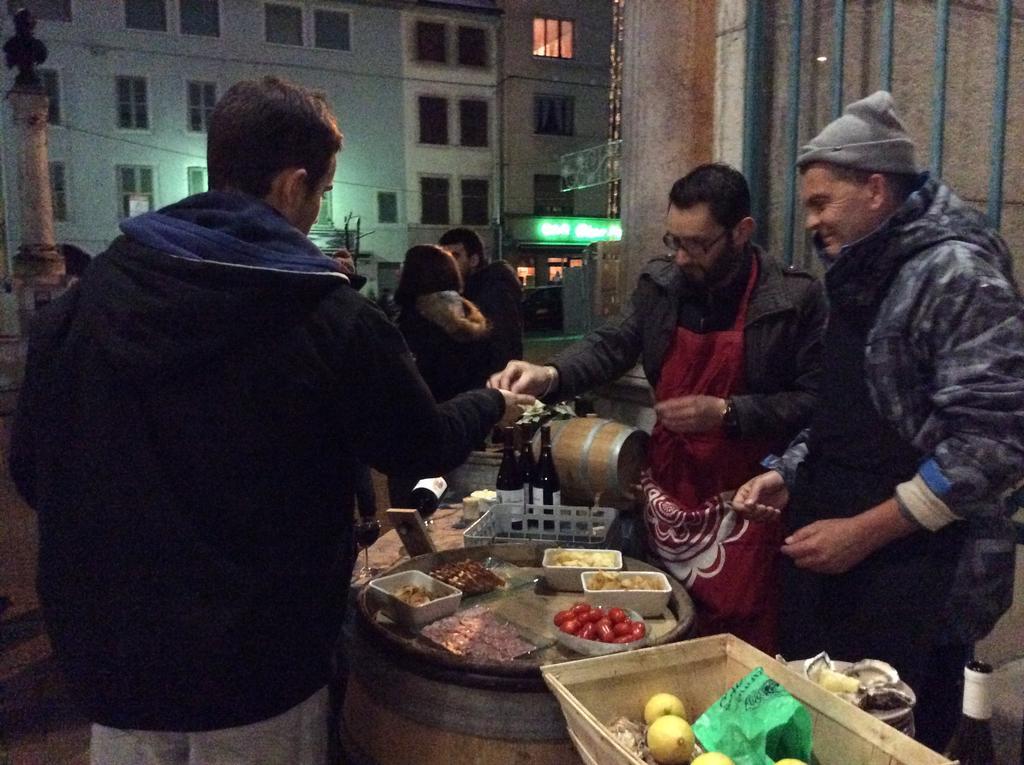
top-left (117, 165), bottom-right (155, 218)
top-left (180, 0), bottom-right (219, 37)
top-left (461, 179), bottom-right (488, 225)
top-left (459, 99), bottom-right (488, 147)
top-left (420, 177), bottom-right (449, 225)
top-left (314, 9), bottom-right (350, 51)
top-left (457, 26), bottom-right (487, 67)
top-left (187, 81), bottom-right (217, 132)
top-left (534, 174), bottom-right (573, 216)
top-left (50, 162), bottom-right (67, 221)
top-left (265, 3), bottom-right (302, 46)
top-left (534, 94), bottom-right (574, 136)
top-left (416, 21), bottom-right (446, 63)
top-left (378, 191), bottom-right (398, 224)
top-left (39, 68), bottom-right (60, 125)
top-left (10, 0), bottom-right (71, 21)
top-left (186, 166), bottom-right (207, 196)
top-left (418, 96), bottom-right (448, 145)
top-left (125, 0), bottom-right (167, 31)
top-left (532, 17), bottom-right (573, 59)
top-left (116, 76), bottom-right (149, 130)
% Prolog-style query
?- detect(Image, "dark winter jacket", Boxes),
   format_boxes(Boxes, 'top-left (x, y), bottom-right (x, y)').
top-left (550, 246), bottom-right (827, 440)
top-left (398, 290), bottom-right (493, 402)
top-left (8, 191), bottom-right (504, 731)
top-left (464, 260), bottom-right (523, 373)
top-left (777, 177), bottom-right (1024, 642)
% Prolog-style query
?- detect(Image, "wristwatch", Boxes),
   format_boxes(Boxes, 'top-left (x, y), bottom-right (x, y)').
top-left (722, 399), bottom-right (741, 437)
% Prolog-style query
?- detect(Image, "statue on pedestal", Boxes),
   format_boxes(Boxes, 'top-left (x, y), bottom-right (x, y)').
top-left (3, 8), bottom-right (48, 91)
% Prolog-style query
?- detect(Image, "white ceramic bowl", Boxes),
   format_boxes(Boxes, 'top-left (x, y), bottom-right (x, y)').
top-left (367, 570), bottom-right (462, 628)
top-left (553, 609), bottom-right (648, 656)
top-left (542, 548), bottom-right (623, 591)
top-left (581, 570), bottom-right (672, 618)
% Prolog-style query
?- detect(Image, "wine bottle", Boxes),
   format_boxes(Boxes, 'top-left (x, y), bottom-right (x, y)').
top-left (409, 476), bottom-right (446, 522)
top-left (517, 424), bottom-right (535, 509)
top-left (943, 660), bottom-right (995, 764)
top-left (534, 424), bottom-right (561, 507)
top-left (495, 426), bottom-right (523, 506)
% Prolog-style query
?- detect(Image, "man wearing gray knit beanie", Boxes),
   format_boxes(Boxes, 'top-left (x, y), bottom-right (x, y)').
top-left (734, 91), bottom-right (1024, 751)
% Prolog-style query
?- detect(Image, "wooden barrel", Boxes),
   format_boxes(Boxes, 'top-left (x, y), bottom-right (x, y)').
top-left (542, 417), bottom-right (648, 506)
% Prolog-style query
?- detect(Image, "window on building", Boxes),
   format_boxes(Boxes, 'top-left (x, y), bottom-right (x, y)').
top-left (180, 0), bottom-right (219, 37)
top-left (534, 174), bottom-right (573, 215)
top-left (532, 17), bottom-right (573, 59)
top-left (187, 166), bottom-right (207, 196)
top-left (125, 0), bottom-right (167, 31)
top-left (50, 162), bottom-right (67, 221)
top-left (314, 9), bottom-right (350, 50)
top-left (458, 99), bottom-right (488, 148)
top-left (457, 26), bottom-right (487, 67)
top-left (418, 96), bottom-right (448, 145)
top-left (314, 189), bottom-right (333, 227)
top-left (420, 177), bottom-right (449, 225)
top-left (117, 165), bottom-right (155, 218)
top-left (7, 0), bottom-right (71, 21)
top-left (187, 81), bottom-right (217, 132)
top-left (39, 69), bottom-right (60, 125)
top-left (116, 76), bottom-right (149, 130)
top-left (461, 179), bottom-right (488, 225)
top-left (534, 94), bottom-right (574, 136)
top-left (265, 3), bottom-right (302, 46)
top-left (416, 21), bottom-right (446, 63)
top-left (378, 191), bottom-right (398, 224)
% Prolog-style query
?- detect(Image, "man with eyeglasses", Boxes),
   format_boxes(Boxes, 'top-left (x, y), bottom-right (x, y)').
top-left (490, 163), bottom-right (827, 652)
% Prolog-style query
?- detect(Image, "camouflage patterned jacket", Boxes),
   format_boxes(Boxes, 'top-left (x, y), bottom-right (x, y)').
top-left (776, 177), bottom-right (1024, 644)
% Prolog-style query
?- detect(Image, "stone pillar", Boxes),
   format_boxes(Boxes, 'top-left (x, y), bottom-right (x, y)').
top-left (619, 0), bottom-right (717, 294)
top-left (9, 88), bottom-right (64, 327)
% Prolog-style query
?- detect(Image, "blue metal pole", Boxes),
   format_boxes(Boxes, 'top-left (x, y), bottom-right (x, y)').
top-left (831, 0), bottom-right (846, 119)
top-left (930, 0), bottom-right (950, 176)
top-left (987, 0), bottom-right (1012, 228)
top-left (742, 0), bottom-right (766, 233)
top-left (783, 0), bottom-right (804, 266)
top-left (880, 0), bottom-right (895, 91)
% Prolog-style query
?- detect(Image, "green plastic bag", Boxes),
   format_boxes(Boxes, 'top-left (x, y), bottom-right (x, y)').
top-left (692, 667), bottom-right (813, 765)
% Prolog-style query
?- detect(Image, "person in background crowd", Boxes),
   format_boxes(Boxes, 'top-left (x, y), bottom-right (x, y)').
top-left (734, 91), bottom-right (1024, 750)
top-left (60, 243), bottom-right (92, 285)
top-left (375, 287), bottom-right (399, 322)
top-left (439, 227), bottom-right (523, 373)
top-left (9, 76), bottom-right (531, 765)
top-left (491, 164), bottom-right (827, 654)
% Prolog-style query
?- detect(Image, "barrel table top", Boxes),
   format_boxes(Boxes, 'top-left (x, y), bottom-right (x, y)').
top-left (352, 506), bottom-right (696, 684)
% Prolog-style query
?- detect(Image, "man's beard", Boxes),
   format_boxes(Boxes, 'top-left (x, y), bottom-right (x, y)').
top-left (680, 237), bottom-right (744, 289)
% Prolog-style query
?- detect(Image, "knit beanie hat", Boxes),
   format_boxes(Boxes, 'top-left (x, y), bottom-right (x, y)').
top-left (797, 91), bottom-right (917, 174)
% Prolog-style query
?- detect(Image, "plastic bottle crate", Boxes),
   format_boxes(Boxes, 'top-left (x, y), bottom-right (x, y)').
top-left (463, 503), bottom-right (619, 549)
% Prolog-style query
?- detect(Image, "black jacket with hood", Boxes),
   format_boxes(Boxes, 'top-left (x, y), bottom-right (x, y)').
top-left (464, 260), bottom-right (523, 373)
top-left (9, 191), bottom-right (504, 731)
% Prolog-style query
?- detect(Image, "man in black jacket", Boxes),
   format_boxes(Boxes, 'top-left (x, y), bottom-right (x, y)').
top-left (439, 227), bottom-right (523, 373)
top-left (491, 164), bottom-right (826, 652)
top-left (9, 77), bottom-right (530, 765)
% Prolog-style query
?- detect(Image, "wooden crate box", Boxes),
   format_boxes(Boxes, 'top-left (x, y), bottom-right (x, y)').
top-left (541, 634), bottom-right (954, 765)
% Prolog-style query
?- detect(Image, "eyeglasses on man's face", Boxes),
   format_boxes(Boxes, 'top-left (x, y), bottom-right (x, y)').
top-left (662, 228), bottom-right (729, 258)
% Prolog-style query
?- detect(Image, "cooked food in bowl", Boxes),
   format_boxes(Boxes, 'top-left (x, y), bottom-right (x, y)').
top-left (586, 571), bottom-right (665, 591)
top-left (546, 549), bottom-right (619, 568)
top-left (393, 584), bottom-right (438, 607)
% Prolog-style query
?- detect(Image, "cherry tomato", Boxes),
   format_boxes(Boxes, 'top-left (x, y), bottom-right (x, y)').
top-left (630, 622), bottom-right (646, 639)
top-left (608, 607), bottom-right (628, 624)
top-left (578, 622), bottom-right (596, 641)
top-left (571, 603), bottom-right (591, 617)
top-left (553, 610), bottom-right (573, 626)
top-left (612, 621), bottom-right (633, 637)
top-left (596, 621), bottom-right (615, 642)
top-left (560, 619), bottom-right (580, 635)
top-left (612, 634), bottom-right (635, 643)
top-left (586, 608), bottom-right (606, 623)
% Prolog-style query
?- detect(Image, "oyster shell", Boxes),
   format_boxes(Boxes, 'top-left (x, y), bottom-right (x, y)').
top-left (844, 659), bottom-right (900, 688)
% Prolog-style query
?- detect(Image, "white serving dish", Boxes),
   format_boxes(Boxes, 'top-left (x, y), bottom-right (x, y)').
top-left (553, 609), bottom-right (648, 657)
top-left (581, 570), bottom-right (672, 618)
top-left (542, 548), bottom-right (623, 591)
top-left (367, 570), bottom-right (462, 628)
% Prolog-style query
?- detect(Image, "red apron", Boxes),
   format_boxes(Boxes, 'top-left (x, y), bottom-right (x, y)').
top-left (644, 260), bottom-right (784, 653)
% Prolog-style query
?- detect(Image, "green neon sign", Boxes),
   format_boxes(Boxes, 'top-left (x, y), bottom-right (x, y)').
top-left (534, 217), bottom-right (622, 244)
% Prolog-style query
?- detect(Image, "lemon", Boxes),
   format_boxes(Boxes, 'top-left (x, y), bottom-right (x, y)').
top-left (692, 754), bottom-right (736, 765)
top-left (645, 714), bottom-right (695, 765)
top-left (643, 692), bottom-right (688, 725)
top-left (775, 760), bottom-right (808, 765)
